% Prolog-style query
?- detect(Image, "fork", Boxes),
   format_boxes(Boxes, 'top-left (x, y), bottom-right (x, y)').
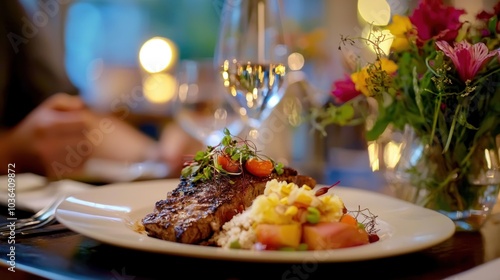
top-left (0, 195), bottom-right (67, 234)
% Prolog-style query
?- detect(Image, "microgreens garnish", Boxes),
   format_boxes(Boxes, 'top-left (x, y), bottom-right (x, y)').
top-left (348, 206), bottom-right (379, 239)
top-left (181, 128), bottom-right (284, 182)
top-left (274, 162), bottom-right (284, 176)
top-left (314, 180), bottom-right (341, 196)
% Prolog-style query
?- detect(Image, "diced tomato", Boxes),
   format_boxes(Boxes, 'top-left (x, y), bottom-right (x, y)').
top-left (217, 154), bottom-right (240, 173)
top-left (255, 224), bottom-right (302, 249)
top-left (244, 158), bottom-right (274, 177)
top-left (302, 222), bottom-right (369, 250)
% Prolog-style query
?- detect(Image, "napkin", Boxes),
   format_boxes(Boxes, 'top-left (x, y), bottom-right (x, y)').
top-left (0, 173), bottom-right (93, 212)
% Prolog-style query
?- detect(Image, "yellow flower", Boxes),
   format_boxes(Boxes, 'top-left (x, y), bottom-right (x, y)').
top-left (386, 15), bottom-right (413, 52)
top-left (351, 69), bottom-right (370, 96)
top-left (379, 57), bottom-right (398, 74)
top-left (351, 58), bottom-right (398, 96)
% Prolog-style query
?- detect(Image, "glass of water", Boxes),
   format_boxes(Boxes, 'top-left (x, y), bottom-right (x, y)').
top-left (172, 59), bottom-right (245, 147)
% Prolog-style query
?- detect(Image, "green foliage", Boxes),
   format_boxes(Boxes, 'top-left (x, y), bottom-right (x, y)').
top-left (312, 9), bottom-right (500, 213)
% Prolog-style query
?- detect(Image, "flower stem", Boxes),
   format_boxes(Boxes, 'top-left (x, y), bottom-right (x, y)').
top-left (443, 104), bottom-right (461, 153)
top-left (430, 94), bottom-right (441, 147)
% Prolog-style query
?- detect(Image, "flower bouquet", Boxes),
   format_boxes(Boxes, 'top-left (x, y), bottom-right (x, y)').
top-left (313, 0), bottom-right (500, 231)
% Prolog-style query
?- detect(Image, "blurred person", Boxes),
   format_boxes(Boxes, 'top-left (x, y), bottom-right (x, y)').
top-left (0, 0), bottom-right (201, 180)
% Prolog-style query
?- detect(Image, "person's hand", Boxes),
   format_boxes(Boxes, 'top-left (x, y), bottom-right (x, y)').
top-left (2, 93), bottom-right (91, 178)
top-left (2, 92), bottom-right (162, 180)
top-left (158, 122), bottom-right (204, 177)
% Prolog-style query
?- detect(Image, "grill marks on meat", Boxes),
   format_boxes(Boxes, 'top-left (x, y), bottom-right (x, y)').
top-left (142, 167), bottom-right (316, 244)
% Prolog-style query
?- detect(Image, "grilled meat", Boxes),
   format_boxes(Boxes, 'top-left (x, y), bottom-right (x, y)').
top-left (142, 167), bottom-right (316, 244)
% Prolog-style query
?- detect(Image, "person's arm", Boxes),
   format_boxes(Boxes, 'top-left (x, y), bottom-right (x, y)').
top-left (0, 0), bottom-right (80, 128)
top-left (83, 113), bottom-right (160, 164)
top-left (0, 93), bottom-right (89, 176)
top-left (0, 130), bottom-right (15, 174)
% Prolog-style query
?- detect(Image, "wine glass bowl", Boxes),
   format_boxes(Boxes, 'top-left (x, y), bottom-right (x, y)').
top-left (220, 61), bottom-right (286, 128)
top-left (215, 0), bottom-right (289, 133)
top-left (173, 59), bottom-right (244, 147)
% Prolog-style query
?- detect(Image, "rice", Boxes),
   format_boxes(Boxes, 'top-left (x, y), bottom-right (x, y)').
top-left (210, 209), bottom-right (257, 249)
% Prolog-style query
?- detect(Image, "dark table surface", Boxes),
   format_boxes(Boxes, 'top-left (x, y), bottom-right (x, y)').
top-left (1, 177), bottom-right (500, 280)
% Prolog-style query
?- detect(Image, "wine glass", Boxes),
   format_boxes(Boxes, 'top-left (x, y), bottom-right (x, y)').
top-left (214, 0), bottom-right (289, 140)
top-left (172, 59), bottom-right (245, 147)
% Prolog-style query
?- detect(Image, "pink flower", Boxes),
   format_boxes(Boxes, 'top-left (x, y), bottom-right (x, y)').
top-left (476, 2), bottom-right (500, 34)
top-left (331, 74), bottom-right (361, 103)
top-left (436, 40), bottom-right (499, 82)
top-left (410, 0), bottom-right (465, 44)
top-left (476, 2), bottom-right (500, 21)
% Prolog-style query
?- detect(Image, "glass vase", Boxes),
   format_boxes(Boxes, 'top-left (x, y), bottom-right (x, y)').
top-left (384, 125), bottom-right (500, 231)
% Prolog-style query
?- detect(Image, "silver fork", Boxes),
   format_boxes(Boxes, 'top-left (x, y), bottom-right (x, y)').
top-left (0, 195), bottom-right (67, 235)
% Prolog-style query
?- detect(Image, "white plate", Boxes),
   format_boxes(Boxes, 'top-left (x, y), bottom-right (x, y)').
top-left (55, 179), bottom-right (455, 262)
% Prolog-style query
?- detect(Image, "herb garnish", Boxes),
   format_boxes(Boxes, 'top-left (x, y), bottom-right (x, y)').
top-left (314, 180), bottom-right (341, 196)
top-left (348, 206), bottom-right (379, 242)
top-left (181, 128), bottom-right (285, 182)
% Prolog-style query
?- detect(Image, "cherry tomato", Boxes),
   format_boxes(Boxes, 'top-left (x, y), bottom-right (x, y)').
top-left (217, 154), bottom-right (240, 173)
top-left (245, 158), bottom-right (274, 177)
top-left (339, 214), bottom-right (358, 226)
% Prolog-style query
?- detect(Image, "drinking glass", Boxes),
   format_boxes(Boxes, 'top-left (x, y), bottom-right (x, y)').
top-left (172, 59), bottom-right (244, 147)
top-left (214, 0), bottom-right (289, 139)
